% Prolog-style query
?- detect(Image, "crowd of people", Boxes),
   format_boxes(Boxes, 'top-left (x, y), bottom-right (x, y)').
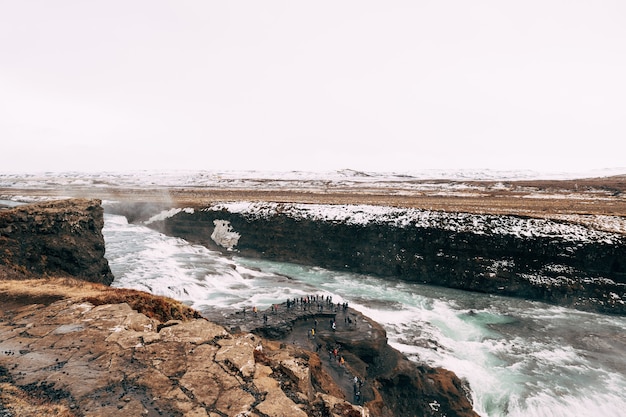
top-left (282, 294), bottom-right (351, 313)
top-left (241, 294), bottom-right (354, 326)
top-left (238, 294), bottom-right (367, 406)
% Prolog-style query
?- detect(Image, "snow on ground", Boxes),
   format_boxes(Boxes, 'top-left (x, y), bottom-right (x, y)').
top-left (0, 195), bottom-right (71, 203)
top-left (522, 193), bottom-right (616, 200)
top-left (3, 169), bottom-right (625, 236)
top-left (1, 168), bottom-right (624, 191)
top-left (549, 214), bottom-right (626, 235)
top-left (203, 202), bottom-right (624, 244)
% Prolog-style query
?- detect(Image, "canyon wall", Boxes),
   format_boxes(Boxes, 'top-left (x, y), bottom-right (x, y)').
top-left (0, 198), bottom-right (114, 285)
top-left (148, 202), bottom-right (626, 315)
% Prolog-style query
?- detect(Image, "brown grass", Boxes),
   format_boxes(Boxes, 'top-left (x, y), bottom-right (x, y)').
top-left (83, 288), bottom-right (203, 322)
top-left (0, 277), bottom-right (202, 323)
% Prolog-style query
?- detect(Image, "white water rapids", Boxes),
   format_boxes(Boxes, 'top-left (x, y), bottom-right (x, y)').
top-left (103, 213), bottom-right (626, 417)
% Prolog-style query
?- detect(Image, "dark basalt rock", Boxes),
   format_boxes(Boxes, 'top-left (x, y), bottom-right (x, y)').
top-left (149, 205), bottom-right (626, 314)
top-left (0, 198), bottom-right (114, 285)
top-left (319, 312), bottom-right (476, 417)
top-left (208, 302), bottom-right (479, 417)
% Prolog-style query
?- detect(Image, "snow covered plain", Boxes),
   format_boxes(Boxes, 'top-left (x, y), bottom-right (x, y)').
top-left (2, 168), bottom-right (625, 235)
top-left (1, 167), bottom-right (625, 191)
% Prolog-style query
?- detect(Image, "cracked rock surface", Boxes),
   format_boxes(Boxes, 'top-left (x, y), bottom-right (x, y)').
top-left (0, 299), bottom-right (362, 417)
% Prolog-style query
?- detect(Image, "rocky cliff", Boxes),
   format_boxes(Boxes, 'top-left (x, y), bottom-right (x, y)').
top-left (0, 199), bottom-right (479, 416)
top-left (0, 281), bottom-right (480, 417)
top-left (0, 199), bottom-right (114, 285)
top-left (147, 202), bottom-right (626, 315)
top-left (206, 299), bottom-right (477, 417)
top-left (0, 282), bottom-right (371, 417)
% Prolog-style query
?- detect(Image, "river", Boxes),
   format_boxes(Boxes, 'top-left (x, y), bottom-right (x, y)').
top-left (103, 213), bottom-right (626, 417)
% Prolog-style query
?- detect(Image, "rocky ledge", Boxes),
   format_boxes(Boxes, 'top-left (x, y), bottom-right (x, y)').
top-left (0, 287), bottom-right (366, 417)
top-left (205, 300), bottom-right (477, 417)
top-left (0, 199), bottom-right (113, 285)
top-left (0, 286), bottom-right (477, 417)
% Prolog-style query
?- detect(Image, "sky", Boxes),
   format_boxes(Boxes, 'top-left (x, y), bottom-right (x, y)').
top-left (1, 1), bottom-right (625, 175)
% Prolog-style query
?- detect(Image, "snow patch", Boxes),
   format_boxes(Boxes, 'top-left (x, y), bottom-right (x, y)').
top-left (211, 220), bottom-right (241, 250)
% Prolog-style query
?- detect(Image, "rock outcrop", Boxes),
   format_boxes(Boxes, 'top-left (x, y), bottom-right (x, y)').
top-left (0, 295), bottom-right (366, 417)
top-left (0, 199), bottom-right (113, 285)
top-left (206, 301), bottom-right (478, 417)
top-left (147, 202), bottom-right (626, 315)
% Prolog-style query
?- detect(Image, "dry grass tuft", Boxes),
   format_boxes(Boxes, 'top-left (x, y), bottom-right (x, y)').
top-left (0, 277), bottom-right (107, 309)
top-left (83, 288), bottom-right (203, 322)
top-left (0, 277), bottom-right (203, 323)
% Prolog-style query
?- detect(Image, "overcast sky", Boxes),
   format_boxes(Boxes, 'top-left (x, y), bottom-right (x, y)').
top-left (2, 1), bottom-right (625, 174)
